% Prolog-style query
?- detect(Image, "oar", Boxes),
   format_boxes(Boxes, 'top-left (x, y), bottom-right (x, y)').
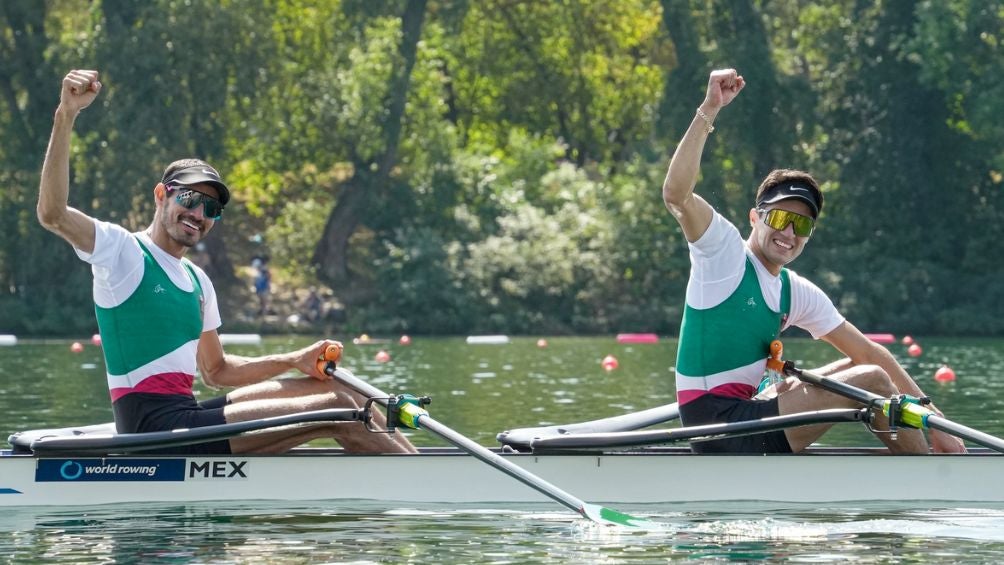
top-left (530, 408), bottom-right (867, 451)
top-left (782, 360), bottom-right (1004, 453)
top-left (29, 408), bottom-right (366, 455)
top-left (497, 402), bottom-right (680, 449)
top-left (317, 345), bottom-right (662, 528)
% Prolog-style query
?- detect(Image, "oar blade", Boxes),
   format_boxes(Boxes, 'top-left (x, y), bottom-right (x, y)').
top-left (581, 503), bottom-right (666, 530)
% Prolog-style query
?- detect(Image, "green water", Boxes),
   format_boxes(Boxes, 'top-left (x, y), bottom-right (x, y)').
top-left (2, 335), bottom-right (1004, 562)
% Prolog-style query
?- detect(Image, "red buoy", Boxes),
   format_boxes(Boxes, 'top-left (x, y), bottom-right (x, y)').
top-left (399, 335), bottom-right (412, 346)
top-left (91, 334), bottom-right (102, 347)
top-left (901, 335), bottom-right (914, 346)
top-left (934, 365), bottom-right (956, 383)
top-left (601, 354), bottom-right (619, 371)
top-left (375, 350), bottom-right (391, 363)
top-left (70, 342), bottom-right (84, 353)
top-left (536, 339), bottom-right (548, 348)
top-left (907, 344), bottom-right (923, 357)
top-left (864, 333), bottom-right (895, 344)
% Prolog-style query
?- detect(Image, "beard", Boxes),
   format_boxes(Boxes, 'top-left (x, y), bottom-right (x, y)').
top-left (159, 209), bottom-right (208, 249)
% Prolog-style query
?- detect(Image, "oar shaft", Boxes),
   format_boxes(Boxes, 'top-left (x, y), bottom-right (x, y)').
top-left (531, 409), bottom-right (866, 450)
top-left (497, 402), bottom-right (680, 449)
top-left (418, 416), bottom-right (588, 513)
top-left (789, 366), bottom-right (882, 405)
top-left (927, 415), bottom-right (1004, 453)
top-left (330, 367), bottom-right (588, 515)
top-left (31, 408), bottom-right (364, 455)
top-left (789, 365), bottom-right (1004, 454)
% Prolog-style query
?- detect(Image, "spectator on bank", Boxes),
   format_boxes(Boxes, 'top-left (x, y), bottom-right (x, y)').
top-left (302, 287), bottom-right (324, 323)
top-left (253, 259), bottom-right (271, 317)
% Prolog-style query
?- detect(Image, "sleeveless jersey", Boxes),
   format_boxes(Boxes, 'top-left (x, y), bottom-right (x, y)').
top-left (675, 257), bottom-right (790, 405)
top-left (95, 239), bottom-right (204, 401)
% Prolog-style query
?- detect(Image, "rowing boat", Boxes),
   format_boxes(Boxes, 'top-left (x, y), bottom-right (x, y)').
top-left (2, 445), bottom-right (1002, 508)
top-left (4, 405), bottom-right (1002, 509)
top-left (4, 351), bottom-right (1002, 511)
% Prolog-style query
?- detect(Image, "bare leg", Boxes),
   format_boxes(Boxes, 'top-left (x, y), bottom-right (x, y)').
top-left (223, 378), bottom-right (417, 454)
top-left (778, 363), bottom-right (929, 454)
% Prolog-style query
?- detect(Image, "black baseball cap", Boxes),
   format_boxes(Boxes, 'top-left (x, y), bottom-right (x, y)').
top-left (756, 181), bottom-right (823, 218)
top-left (162, 164), bottom-right (231, 206)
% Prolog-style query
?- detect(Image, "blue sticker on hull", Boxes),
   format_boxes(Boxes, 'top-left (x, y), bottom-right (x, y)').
top-left (36, 459), bottom-right (185, 482)
top-left (0, 488), bottom-right (21, 494)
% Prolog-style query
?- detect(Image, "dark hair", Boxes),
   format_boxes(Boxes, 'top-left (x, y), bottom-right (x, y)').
top-left (755, 169), bottom-right (823, 214)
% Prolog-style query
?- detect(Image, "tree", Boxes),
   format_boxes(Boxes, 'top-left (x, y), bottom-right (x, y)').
top-left (312, 0), bottom-right (428, 287)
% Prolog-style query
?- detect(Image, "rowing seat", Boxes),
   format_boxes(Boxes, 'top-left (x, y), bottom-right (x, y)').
top-left (8, 422), bottom-right (117, 454)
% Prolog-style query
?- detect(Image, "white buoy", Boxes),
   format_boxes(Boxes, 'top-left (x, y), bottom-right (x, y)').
top-left (220, 334), bottom-right (263, 346)
top-left (466, 335), bottom-right (510, 345)
top-left (0, 335), bottom-right (16, 346)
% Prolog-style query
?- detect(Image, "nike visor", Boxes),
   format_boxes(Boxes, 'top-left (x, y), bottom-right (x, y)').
top-left (756, 181), bottom-right (822, 218)
top-left (162, 164), bottom-right (231, 206)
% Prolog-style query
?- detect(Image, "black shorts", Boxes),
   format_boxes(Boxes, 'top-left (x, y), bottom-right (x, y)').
top-left (679, 394), bottom-right (792, 454)
top-left (112, 393), bottom-right (233, 455)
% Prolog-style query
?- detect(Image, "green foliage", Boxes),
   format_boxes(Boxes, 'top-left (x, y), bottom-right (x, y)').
top-left (2, 0), bottom-right (1003, 337)
top-left (265, 198), bottom-right (331, 276)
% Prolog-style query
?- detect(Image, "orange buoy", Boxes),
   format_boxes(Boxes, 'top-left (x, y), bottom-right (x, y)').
top-left (907, 343), bottom-right (923, 357)
top-left (375, 350), bottom-right (391, 363)
top-left (601, 354), bottom-right (619, 371)
top-left (901, 335), bottom-right (914, 346)
top-left (90, 334), bottom-right (102, 347)
top-left (934, 365), bottom-right (956, 383)
top-left (399, 335), bottom-right (412, 346)
top-left (70, 342), bottom-right (84, 353)
top-left (537, 339), bottom-right (548, 348)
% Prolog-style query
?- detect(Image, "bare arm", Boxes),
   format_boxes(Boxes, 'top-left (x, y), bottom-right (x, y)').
top-left (663, 69), bottom-right (745, 242)
top-left (37, 70), bottom-right (103, 253)
top-left (821, 321), bottom-right (966, 453)
top-left (197, 331), bottom-right (337, 389)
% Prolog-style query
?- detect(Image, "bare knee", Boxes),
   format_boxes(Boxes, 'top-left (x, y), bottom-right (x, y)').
top-left (845, 364), bottom-right (897, 396)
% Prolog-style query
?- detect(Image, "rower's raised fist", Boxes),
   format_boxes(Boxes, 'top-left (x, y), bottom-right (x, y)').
top-left (59, 70), bottom-right (102, 114)
top-left (704, 68), bottom-right (745, 110)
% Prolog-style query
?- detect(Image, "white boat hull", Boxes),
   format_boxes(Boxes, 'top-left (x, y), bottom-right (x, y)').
top-left (2, 447), bottom-right (1001, 508)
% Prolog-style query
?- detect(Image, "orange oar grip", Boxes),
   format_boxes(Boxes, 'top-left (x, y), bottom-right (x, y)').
top-left (323, 343), bottom-right (343, 361)
top-left (315, 343), bottom-right (343, 374)
top-left (766, 339), bottom-right (785, 372)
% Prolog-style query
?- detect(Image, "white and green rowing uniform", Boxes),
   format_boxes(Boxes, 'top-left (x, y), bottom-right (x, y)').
top-left (75, 221), bottom-right (221, 424)
top-left (674, 212), bottom-right (844, 408)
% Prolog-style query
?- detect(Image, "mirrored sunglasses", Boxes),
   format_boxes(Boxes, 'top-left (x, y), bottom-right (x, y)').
top-left (758, 208), bottom-right (814, 237)
top-left (167, 187), bottom-right (224, 220)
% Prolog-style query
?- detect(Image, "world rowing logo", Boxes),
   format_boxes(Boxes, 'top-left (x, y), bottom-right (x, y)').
top-left (60, 460), bottom-right (84, 480)
top-left (36, 459), bottom-right (186, 482)
top-left (153, 284), bottom-right (166, 294)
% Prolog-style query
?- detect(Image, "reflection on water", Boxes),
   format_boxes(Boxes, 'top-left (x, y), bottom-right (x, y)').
top-left (5, 501), bottom-right (1004, 563)
top-left (3, 336), bottom-right (1004, 562)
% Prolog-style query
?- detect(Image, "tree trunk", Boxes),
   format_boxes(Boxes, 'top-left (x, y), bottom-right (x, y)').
top-left (313, 0), bottom-right (428, 287)
top-left (659, 0), bottom-right (708, 136)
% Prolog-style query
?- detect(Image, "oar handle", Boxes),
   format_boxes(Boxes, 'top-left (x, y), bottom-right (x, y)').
top-left (766, 340), bottom-right (785, 373)
top-left (316, 343), bottom-right (344, 375)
